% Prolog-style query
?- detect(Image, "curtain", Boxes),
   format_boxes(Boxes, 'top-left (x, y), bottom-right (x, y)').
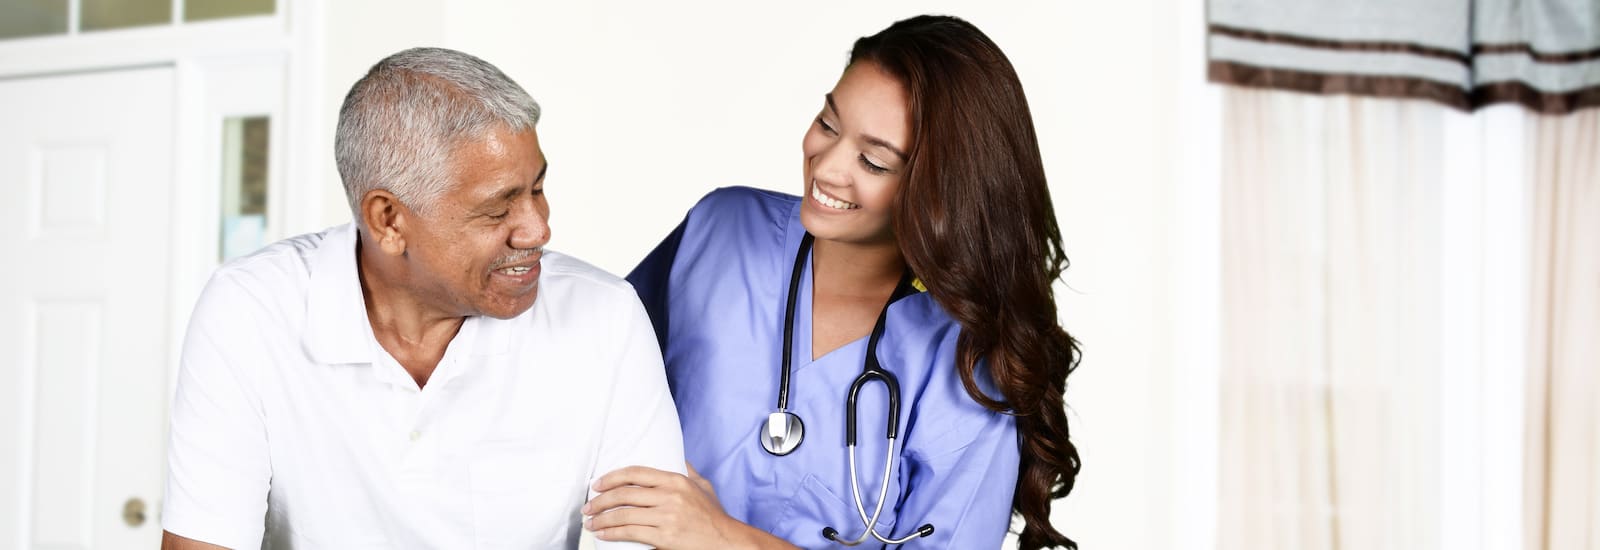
top-left (1525, 108), bottom-right (1600, 550)
top-left (1208, 0), bottom-right (1600, 113)
top-left (1219, 88), bottom-right (1444, 550)
top-left (1219, 88), bottom-right (1599, 550)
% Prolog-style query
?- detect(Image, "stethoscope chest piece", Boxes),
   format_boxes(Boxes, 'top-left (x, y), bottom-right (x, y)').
top-left (760, 410), bottom-right (805, 456)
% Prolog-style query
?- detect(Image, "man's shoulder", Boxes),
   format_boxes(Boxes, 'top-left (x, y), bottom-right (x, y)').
top-left (213, 225), bottom-right (343, 280)
top-left (199, 224), bottom-right (350, 317)
top-left (536, 250), bottom-right (634, 300)
top-left (521, 251), bottom-right (650, 341)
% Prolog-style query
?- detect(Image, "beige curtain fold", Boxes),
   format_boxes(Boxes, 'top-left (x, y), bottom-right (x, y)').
top-left (1220, 88), bottom-right (1443, 550)
top-left (1525, 108), bottom-right (1600, 550)
top-left (1219, 67), bottom-right (1598, 550)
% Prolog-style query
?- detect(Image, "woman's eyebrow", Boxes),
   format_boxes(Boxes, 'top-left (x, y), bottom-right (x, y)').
top-left (825, 93), bottom-right (908, 160)
top-left (863, 135), bottom-right (908, 161)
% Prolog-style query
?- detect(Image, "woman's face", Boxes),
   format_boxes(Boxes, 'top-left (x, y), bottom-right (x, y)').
top-left (800, 61), bottom-right (912, 247)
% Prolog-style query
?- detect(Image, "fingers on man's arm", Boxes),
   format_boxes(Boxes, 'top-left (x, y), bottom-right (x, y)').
top-left (592, 465), bottom-right (679, 492)
top-left (592, 524), bottom-right (661, 546)
top-left (585, 503), bottom-right (670, 548)
top-left (586, 505), bottom-right (664, 531)
top-left (583, 484), bottom-right (671, 516)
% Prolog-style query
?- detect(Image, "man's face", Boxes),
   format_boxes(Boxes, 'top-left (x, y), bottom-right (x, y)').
top-left (403, 125), bottom-right (550, 320)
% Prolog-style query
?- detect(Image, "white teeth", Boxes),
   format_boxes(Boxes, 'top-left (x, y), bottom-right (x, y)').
top-left (499, 266), bottom-right (531, 275)
top-left (811, 186), bottom-right (859, 210)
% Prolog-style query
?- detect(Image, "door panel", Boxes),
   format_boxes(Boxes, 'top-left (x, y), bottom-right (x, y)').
top-left (0, 66), bottom-right (173, 549)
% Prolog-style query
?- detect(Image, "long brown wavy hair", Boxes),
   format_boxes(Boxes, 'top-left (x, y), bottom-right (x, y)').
top-left (851, 15), bottom-right (1081, 549)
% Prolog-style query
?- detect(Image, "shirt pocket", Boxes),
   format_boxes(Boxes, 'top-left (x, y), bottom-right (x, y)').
top-left (468, 439), bottom-right (586, 549)
top-left (775, 473), bottom-right (899, 548)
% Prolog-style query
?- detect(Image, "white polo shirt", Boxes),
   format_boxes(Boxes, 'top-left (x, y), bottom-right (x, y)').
top-left (162, 223), bottom-right (684, 549)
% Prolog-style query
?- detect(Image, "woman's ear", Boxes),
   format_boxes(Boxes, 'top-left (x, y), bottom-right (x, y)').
top-left (360, 189), bottom-right (408, 256)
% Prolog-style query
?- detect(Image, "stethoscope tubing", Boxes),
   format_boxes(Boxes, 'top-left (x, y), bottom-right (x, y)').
top-left (769, 231), bottom-right (936, 545)
top-left (777, 233), bottom-right (814, 413)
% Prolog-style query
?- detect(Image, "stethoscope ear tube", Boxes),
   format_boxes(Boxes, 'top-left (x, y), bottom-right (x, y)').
top-left (855, 291), bottom-right (902, 442)
top-left (762, 233), bottom-right (816, 457)
top-left (844, 370), bottom-right (901, 445)
top-left (776, 233), bottom-right (815, 413)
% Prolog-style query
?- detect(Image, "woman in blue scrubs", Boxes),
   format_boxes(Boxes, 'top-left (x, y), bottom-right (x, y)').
top-left (585, 15), bottom-right (1081, 549)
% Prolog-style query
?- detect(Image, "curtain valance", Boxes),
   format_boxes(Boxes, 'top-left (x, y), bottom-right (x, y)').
top-left (1208, 0), bottom-right (1600, 113)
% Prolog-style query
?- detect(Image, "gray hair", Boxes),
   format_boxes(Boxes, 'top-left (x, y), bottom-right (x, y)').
top-left (335, 47), bottom-right (541, 220)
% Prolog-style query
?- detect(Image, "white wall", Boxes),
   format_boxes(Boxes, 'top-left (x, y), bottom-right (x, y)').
top-left (310, 2), bottom-right (1218, 548)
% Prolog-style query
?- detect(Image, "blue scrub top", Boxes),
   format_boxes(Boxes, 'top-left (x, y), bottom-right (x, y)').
top-left (628, 187), bottom-right (1021, 549)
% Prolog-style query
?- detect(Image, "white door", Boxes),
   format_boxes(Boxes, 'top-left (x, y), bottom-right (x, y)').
top-left (0, 66), bottom-right (174, 549)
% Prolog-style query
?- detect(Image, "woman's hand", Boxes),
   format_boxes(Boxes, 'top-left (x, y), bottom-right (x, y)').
top-left (584, 463), bottom-right (795, 550)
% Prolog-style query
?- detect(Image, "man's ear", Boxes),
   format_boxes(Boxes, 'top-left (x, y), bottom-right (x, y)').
top-left (360, 189), bottom-right (409, 256)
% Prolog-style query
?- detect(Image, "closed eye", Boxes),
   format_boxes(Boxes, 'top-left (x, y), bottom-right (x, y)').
top-left (859, 154), bottom-right (890, 175)
top-left (816, 117), bottom-right (837, 135)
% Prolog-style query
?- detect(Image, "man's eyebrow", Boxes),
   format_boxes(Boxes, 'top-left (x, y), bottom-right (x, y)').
top-left (825, 93), bottom-right (908, 161)
top-left (506, 161), bottom-right (548, 200)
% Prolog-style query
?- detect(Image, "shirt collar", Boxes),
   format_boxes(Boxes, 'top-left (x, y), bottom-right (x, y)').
top-left (303, 223), bottom-right (375, 365)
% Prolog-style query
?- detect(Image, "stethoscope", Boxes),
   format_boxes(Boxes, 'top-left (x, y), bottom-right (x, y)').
top-left (758, 232), bottom-right (936, 546)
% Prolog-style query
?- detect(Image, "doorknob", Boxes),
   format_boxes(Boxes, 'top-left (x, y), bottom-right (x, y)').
top-left (122, 497), bottom-right (146, 527)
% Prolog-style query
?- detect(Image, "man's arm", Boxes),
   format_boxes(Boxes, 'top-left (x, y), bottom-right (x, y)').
top-left (161, 273), bottom-right (272, 548)
top-left (586, 294), bottom-right (688, 550)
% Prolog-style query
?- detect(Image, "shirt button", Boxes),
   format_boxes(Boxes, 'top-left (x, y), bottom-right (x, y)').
top-left (409, 430), bottom-right (422, 442)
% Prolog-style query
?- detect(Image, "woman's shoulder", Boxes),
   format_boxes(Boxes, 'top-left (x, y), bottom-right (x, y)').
top-left (887, 293), bottom-right (970, 386)
top-left (637, 186), bottom-right (799, 286)
top-left (890, 293), bottom-right (1016, 451)
top-left (685, 186), bottom-right (798, 228)
top-left (889, 291), bottom-right (962, 340)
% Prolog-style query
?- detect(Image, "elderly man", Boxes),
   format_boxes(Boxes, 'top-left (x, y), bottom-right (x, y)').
top-left (160, 47), bottom-right (683, 549)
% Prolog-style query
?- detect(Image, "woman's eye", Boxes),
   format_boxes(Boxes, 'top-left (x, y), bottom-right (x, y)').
top-left (816, 118), bottom-right (837, 135)
top-left (859, 154), bottom-right (890, 175)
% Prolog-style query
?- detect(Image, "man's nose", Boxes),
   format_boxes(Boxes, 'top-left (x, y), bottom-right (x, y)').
top-left (508, 198), bottom-right (550, 250)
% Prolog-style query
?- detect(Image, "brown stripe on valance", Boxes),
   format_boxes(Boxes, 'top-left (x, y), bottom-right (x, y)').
top-left (1208, 0), bottom-right (1600, 114)
top-left (1473, 81), bottom-right (1600, 113)
top-left (1209, 61), bottom-right (1473, 110)
top-left (1210, 24), bottom-right (1470, 64)
top-left (1474, 44), bottom-right (1600, 64)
